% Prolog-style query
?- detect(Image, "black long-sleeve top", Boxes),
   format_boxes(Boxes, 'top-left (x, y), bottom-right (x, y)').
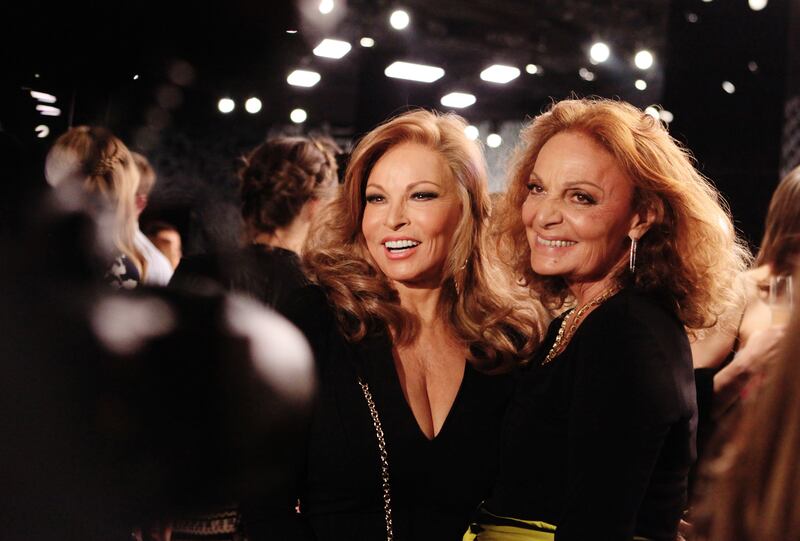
top-left (484, 288), bottom-right (697, 541)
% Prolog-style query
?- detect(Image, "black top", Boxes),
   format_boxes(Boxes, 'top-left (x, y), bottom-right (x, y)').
top-left (485, 288), bottom-right (697, 541)
top-left (169, 245), bottom-right (308, 309)
top-left (283, 286), bottom-right (513, 541)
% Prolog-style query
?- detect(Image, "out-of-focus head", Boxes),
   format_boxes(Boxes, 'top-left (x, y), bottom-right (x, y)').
top-left (143, 221), bottom-right (182, 270)
top-left (342, 109), bottom-right (490, 287)
top-left (756, 165), bottom-right (800, 276)
top-left (239, 136), bottom-right (340, 239)
top-left (499, 98), bottom-right (749, 327)
top-left (131, 151), bottom-right (156, 215)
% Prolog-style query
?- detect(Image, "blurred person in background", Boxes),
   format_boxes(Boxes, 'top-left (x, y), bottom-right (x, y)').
top-left (132, 151), bottom-right (175, 286)
top-left (143, 220), bottom-right (183, 271)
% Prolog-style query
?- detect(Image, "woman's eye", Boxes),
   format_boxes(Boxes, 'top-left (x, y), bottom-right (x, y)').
top-left (365, 194), bottom-right (384, 203)
top-left (572, 192), bottom-right (596, 204)
top-left (412, 191), bottom-right (438, 200)
top-left (526, 182), bottom-right (544, 194)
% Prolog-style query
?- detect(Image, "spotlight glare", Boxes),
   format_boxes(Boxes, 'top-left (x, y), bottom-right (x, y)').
top-left (30, 90), bottom-right (56, 103)
top-left (644, 106), bottom-right (660, 120)
top-left (286, 29), bottom-right (298, 34)
top-left (390, 10), bottom-right (410, 30)
top-left (36, 104), bottom-right (61, 116)
top-left (659, 110), bottom-right (674, 123)
top-left (589, 42), bottom-right (610, 63)
top-left (464, 125), bottom-right (479, 141)
top-left (578, 68), bottom-right (595, 81)
top-left (319, 0), bottom-right (334, 14)
top-left (525, 64), bottom-right (539, 74)
top-left (313, 38), bottom-right (352, 59)
top-left (360, 37), bottom-right (375, 47)
top-left (486, 133), bottom-right (502, 148)
top-left (749, 0), bottom-right (767, 10)
top-left (480, 64), bottom-right (521, 84)
top-left (634, 50), bottom-right (654, 70)
top-left (35, 124), bottom-right (50, 138)
top-left (635, 79), bottom-right (647, 90)
top-left (384, 61), bottom-right (444, 83)
top-left (287, 69), bottom-right (321, 87)
top-left (440, 92), bottom-right (476, 109)
top-left (290, 108), bottom-right (308, 124)
top-left (722, 81), bottom-right (736, 94)
top-left (218, 98), bottom-right (235, 114)
top-left (245, 97), bottom-right (262, 114)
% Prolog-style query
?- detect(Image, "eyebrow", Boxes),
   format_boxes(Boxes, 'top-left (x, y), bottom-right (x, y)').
top-left (365, 179), bottom-right (441, 191)
top-left (529, 172), bottom-right (605, 193)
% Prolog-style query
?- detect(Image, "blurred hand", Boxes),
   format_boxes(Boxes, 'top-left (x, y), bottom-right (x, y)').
top-left (735, 326), bottom-right (786, 399)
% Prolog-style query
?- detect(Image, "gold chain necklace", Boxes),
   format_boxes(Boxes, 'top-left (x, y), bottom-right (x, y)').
top-left (540, 285), bottom-right (621, 366)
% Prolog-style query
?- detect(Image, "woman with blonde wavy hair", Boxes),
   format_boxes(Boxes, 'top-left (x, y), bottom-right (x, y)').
top-left (465, 98), bottom-right (750, 541)
top-left (45, 126), bottom-right (145, 287)
top-left (293, 109), bottom-right (543, 541)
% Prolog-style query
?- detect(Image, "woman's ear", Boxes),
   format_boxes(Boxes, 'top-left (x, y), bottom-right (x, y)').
top-left (629, 207), bottom-right (656, 241)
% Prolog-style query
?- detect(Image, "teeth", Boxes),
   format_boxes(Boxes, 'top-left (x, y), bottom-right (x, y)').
top-left (385, 239), bottom-right (420, 249)
top-left (537, 237), bottom-right (577, 248)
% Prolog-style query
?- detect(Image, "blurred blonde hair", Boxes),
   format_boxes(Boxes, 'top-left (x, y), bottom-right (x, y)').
top-left (304, 109), bottom-right (544, 368)
top-left (45, 126), bottom-right (146, 279)
top-left (495, 98), bottom-right (751, 330)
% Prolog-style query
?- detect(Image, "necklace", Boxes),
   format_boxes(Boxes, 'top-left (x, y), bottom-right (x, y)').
top-left (540, 285), bottom-right (621, 366)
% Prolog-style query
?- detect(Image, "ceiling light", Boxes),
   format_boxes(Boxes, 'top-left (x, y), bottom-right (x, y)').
top-left (218, 98), bottom-right (235, 114)
top-left (464, 125), bottom-right (479, 141)
top-left (525, 64), bottom-right (539, 74)
top-left (360, 37), bottom-right (375, 47)
top-left (578, 68), bottom-right (595, 81)
top-left (30, 90), bottom-right (56, 103)
top-left (245, 97), bottom-right (262, 114)
top-left (480, 64), bottom-right (520, 84)
top-left (635, 79), bottom-right (647, 90)
top-left (634, 50), bottom-right (654, 70)
top-left (644, 106), bottom-right (660, 119)
top-left (384, 61), bottom-right (444, 83)
top-left (287, 69), bottom-right (321, 87)
top-left (313, 38), bottom-right (352, 59)
top-left (722, 81), bottom-right (736, 94)
top-left (486, 133), bottom-right (502, 148)
top-left (35, 125), bottom-right (50, 138)
top-left (390, 10), bottom-right (410, 30)
top-left (318, 0), bottom-right (334, 14)
top-left (36, 104), bottom-right (61, 116)
top-left (749, 0), bottom-right (767, 10)
top-left (659, 110), bottom-right (674, 123)
top-left (589, 42), bottom-right (610, 63)
top-left (440, 92), bottom-right (476, 109)
top-left (290, 108), bottom-right (307, 123)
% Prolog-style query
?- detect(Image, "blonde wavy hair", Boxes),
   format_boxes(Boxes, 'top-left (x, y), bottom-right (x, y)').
top-left (45, 126), bottom-right (146, 279)
top-left (495, 98), bottom-right (751, 330)
top-left (304, 109), bottom-right (544, 368)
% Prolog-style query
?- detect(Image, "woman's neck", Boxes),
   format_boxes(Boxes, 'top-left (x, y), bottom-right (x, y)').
top-left (395, 282), bottom-right (444, 325)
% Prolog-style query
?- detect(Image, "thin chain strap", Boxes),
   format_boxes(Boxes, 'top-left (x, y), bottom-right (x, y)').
top-left (358, 379), bottom-right (394, 541)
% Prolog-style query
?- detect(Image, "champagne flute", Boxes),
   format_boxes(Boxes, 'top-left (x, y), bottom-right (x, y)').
top-left (768, 274), bottom-right (793, 327)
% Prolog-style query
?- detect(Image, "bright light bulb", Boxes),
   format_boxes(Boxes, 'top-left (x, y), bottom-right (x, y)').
top-left (245, 97), bottom-right (262, 114)
top-left (464, 125), bottom-right (479, 141)
top-left (360, 37), bottom-right (375, 47)
top-left (440, 92), bottom-right (476, 109)
top-left (590, 42), bottom-right (610, 63)
top-left (722, 81), bottom-right (736, 94)
top-left (635, 79), bottom-right (647, 90)
top-left (486, 133), bottom-right (502, 148)
top-left (319, 0), bottom-right (334, 14)
top-left (390, 10), bottom-right (410, 30)
top-left (749, 0), bottom-right (767, 10)
top-left (218, 98), bottom-right (235, 113)
top-left (635, 50), bottom-right (654, 70)
top-left (290, 108), bottom-right (307, 123)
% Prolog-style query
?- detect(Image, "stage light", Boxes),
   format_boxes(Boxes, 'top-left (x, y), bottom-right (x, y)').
top-left (286, 30), bottom-right (298, 34)
top-left (644, 106), bottom-right (660, 120)
top-left (578, 68), bottom-right (595, 81)
top-left (486, 133), bottom-right (502, 148)
top-left (313, 38), bottom-right (352, 59)
top-left (319, 0), bottom-right (334, 14)
top-left (748, 61), bottom-right (759, 72)
top-left (749, 0), bottom-right (767, 10)
top-left (635, 79), bottom-right (647, 90)
top-left (440, 92), bottom-right (476, 109)
top-left (635, 50), bottom-right (654, 70)
top-left (30, 90), bottom-right (56, 103)
top-left (360, 37), bottom-right (375, 47)
top-left (245, 97), bottom-right (262, 114)
top-left (35, 125), bottom-right (50, 138)
top-left (480, 64), bottom-right (520, 84)
top-left (287, 69), bottom-right (321, 87)
top-left (464, 125), bottom-right (479, 141)
top-left (291, 108), bottom-right (307, 123)
top-left (589, 42), bottom-right (610, 63)
top-left (525, 64), bottom-right (539, 74)
top-left (385, 61), bottom-right (444, 83)
top-left (659, 110), bottom-right (674, 123)
top-left (390, 10), bottom-right (410, 30)
top-left (133, 74), bottom-right (139, 80)
top-left (36, 104), bottom-right (61, 116)
top-left (722, 81), bottom-right (736, 94)
top-left (218, 98), bottom-right (235, 113)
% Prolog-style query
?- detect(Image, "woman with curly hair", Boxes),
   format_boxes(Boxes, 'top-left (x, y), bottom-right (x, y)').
top-left (293, 109), bottom-right (544, 541)
top-left (170, 135), bottom-right (340, 307)
top-left (465, 98), bottom-right (750, 541)
top-left (45, 126), bottom-right (145, 288)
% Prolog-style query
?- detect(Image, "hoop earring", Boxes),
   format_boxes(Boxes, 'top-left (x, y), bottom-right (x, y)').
top-left (629, 236), bottom-right (638, 274)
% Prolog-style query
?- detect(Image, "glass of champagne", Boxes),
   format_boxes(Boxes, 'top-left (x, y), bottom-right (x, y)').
top-left (769, 274), bottom-right (794, 327)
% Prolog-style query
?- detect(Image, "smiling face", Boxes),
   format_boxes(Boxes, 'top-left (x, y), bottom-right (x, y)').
top-left (361, 142), bottom-right (463, 289)
top-left (522, 130), bottom-right (641, 295)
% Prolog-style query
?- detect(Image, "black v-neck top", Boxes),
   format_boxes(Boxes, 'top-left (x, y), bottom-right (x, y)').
top-left (484, 288), bottom-right (697, 541)
top-left (285, 286), bottom-right (513, 541)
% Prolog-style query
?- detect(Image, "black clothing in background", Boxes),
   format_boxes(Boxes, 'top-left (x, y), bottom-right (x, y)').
top-left (170, 245), bottom-right (307, 310)
top-left (282, 286), bottom-right (514, 541)
top-left (485, 288), bottom-right (697, 541)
